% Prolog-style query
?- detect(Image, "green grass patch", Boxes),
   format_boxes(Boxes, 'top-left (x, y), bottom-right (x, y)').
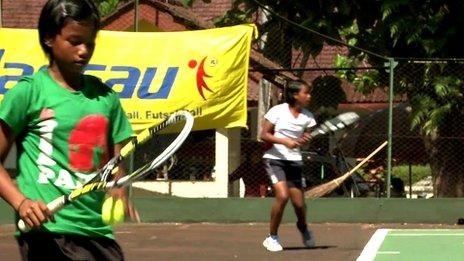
top-left (392, 164), bottom-right (431, 185)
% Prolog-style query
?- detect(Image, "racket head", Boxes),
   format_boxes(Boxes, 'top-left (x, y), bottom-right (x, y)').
top-left (116, 110), bottom-right (194, 185)
top-left (311, 112), bottom-right (360, 137)
top-left (333, 112), bottom-right (360, 127)
top-left (71, 111), bottom-right (193, 198)
top-left (321, 112), bottom-right (359, 131)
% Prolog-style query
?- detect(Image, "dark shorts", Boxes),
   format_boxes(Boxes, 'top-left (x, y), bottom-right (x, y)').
top-left (263, 159), bottom-right (306, 188)
top-left (17, 232), bottom-right (124, 261)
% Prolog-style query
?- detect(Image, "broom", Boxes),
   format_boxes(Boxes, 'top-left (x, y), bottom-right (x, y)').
top-left (305, 141), bottom-right (388, 198)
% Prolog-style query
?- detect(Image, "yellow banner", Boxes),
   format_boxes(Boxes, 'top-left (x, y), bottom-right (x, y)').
top-left (0, 24), bottom-right (257, 132)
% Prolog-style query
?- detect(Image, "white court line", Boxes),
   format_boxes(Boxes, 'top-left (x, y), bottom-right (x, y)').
top-left (356, 229), bottom-right (389, 261)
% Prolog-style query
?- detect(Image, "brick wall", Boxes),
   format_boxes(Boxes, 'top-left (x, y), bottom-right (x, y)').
top-left (2, 0), bottom-right (46, 28)
top-left (103, 3), bottom-right (188, 31)
top-left (190, 0), bottom-right (232, 22)
top-left (1, 0), bottom-right (188, 32)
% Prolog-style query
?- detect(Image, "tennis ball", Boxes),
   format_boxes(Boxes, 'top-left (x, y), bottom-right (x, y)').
top-left (101, 197), bottom-right (125, 225)
top-left (102, 197), bottom-right (114, 225)
top-left (112, 198), bottom-right (125, 224)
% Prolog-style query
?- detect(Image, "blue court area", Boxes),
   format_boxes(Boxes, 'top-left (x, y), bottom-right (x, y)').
top-left (357, 229), bottom-right (464, 261)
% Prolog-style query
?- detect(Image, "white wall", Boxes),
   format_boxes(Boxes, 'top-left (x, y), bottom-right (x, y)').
top-left (132, 128), bottom-right (242, 198)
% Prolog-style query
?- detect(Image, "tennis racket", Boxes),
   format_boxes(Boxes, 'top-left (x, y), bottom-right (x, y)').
top-left (18, 110), bottom-right (194, 232)
top-left (309, 112), bottom-right (360, 137)
top-left (262, 112), bottom-right (360, 150)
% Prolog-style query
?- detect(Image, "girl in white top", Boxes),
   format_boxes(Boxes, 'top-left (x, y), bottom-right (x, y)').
top-left (260, 81), bottom-right (316, 252)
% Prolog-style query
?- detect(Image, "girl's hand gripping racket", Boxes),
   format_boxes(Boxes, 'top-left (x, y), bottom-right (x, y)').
top-left (18, 110), bottom-right (194, 232)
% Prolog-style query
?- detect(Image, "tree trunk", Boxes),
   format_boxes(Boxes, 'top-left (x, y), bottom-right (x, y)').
top-left (423, 115), bottom-right (464, 197)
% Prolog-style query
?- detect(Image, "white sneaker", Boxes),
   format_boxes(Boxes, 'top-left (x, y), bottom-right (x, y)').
top-left (299, 226), bottom-right (316, 247)
top-left (262, 235), bottom-right (283, 252)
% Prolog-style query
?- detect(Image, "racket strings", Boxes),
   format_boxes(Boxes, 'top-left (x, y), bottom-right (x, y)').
top-left (121, 120), bottom-right (186, 182)
top-left (100, 157), bottom-right (119, 183)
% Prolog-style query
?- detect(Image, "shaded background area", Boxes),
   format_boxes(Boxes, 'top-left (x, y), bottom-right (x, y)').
top-left (340, 103), bottom-right (427, 164)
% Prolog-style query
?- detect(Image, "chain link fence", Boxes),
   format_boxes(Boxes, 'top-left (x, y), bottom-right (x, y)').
top-left (3, 1), bottom-right (462, 199)
top-left (135, 59), bottom-right (463, 200)
top-left (133, 4), bottom-right (464, 199)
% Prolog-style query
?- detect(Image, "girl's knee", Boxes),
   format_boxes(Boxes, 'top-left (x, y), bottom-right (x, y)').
top-left (276, 194), bottom-right (289, 204)
top-left (292, 202), bottom-right (306, 211)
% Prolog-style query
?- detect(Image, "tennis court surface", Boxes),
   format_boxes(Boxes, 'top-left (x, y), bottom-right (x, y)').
top-left (1, 222), bottom-right (461, 260)
top-left (358, 228), bottom-right (464, 261)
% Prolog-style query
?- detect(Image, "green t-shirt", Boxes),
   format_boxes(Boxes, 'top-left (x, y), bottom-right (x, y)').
top-left (0, 69), bottom-right (133, 238)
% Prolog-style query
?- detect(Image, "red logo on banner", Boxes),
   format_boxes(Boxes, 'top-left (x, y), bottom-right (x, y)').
top-left (188, 56), bottom-right (214, 100)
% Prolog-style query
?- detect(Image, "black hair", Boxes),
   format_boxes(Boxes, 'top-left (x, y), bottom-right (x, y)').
top-left (38, 0), bottom-right (100, 56)
top-left (285, 80), bottom-right (309, 105)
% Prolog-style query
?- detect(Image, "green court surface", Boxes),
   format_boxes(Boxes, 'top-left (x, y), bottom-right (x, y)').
top-left (358, 229), bottom-right (464, 261)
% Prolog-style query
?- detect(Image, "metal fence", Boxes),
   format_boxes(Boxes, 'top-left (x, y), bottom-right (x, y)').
top-left (3, 1), bottom-right (462, 199)
top-left (135, 3), bottom-right (464, 199)
top-left (150, 58), bottom-right (464, 199)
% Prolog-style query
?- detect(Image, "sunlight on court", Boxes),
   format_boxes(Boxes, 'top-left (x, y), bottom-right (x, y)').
top-left (357, 229), bottom-right (464, 261)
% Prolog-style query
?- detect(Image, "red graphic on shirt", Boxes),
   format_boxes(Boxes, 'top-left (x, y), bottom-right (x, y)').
top-left (68, 115), bottom-right (109, 172)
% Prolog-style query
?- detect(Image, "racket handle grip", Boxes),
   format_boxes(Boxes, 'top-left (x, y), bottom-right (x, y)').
top-left (17, 196), bottom-right (67, 232)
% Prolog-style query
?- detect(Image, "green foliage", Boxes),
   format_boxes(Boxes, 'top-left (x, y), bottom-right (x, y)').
top-left (328, 1), bottom-right (464, 140)
top-left (334, 54), bottom-right (381, 95)
top-left (95, 0), bottom-right (120, 17)
top-left (406, 62), bottom-right (464, 135)
top-left (214, 0), bottom-right (355, 68)
top-left (410, 94), bottom-right (436, 131)
top-left (181, 0), bottom-right (194, 6)
top-left (207, 0), bottom-right (464, 58)
top-left (198, 0), bottom-right (464, 140)
top-left (308, 75), bottom-right (346, 111)
top-left (181, 0), bottom-right (211, 7)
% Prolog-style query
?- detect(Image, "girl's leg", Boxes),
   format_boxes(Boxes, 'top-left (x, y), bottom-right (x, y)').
top-left (269, 181), bottom-right (289, 235)
top-left (289, 187), bottom-right (315, 247)
top-left (289, 187), bottom-right (307, 227)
